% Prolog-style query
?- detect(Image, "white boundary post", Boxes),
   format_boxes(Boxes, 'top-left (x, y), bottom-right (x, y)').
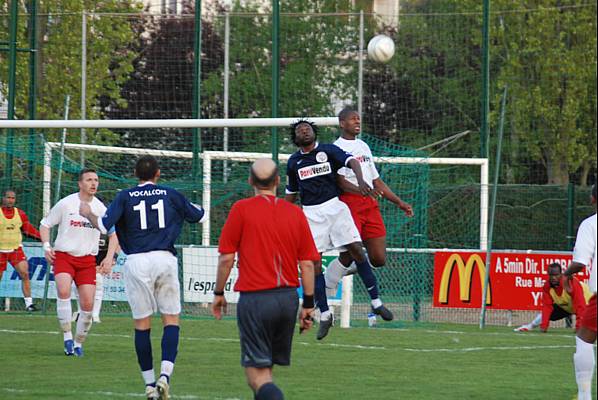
top-left (340, 275), bottom-right (353, 328)
top-left (480, 159), bottom-right (489, 250)
top-left (43, 142), bottom-right (52, 216)
top-left (202, 154), bottom-right (212, 246)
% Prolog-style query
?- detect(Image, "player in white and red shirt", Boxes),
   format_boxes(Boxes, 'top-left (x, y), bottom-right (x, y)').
top-left (40, 168), bottom-right (118, 357)
top-left (564, 184), bottom-right (596, 400)
top-left (325, 107), bottom-right (413, 298)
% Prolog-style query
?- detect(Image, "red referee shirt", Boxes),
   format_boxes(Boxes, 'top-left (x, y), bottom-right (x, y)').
top-left (218, 195), bottom-right (319, 292)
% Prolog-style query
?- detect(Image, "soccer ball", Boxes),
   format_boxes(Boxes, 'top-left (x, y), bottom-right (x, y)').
top-left (367, 34), bottom-right (395, 63)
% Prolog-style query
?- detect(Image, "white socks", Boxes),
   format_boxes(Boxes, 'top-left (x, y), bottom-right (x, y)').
top-left (24, 297), bottom-right (33, 307)
top-left (57, 298), bottom-right (72, 339)
top-left (530, 313), bottom-right (542, 328)
top-left (371, 298), bottom-right (382, 309)
top-left (574, 336), bottom-right (595, 400)
top-left (142, 369), bottom-right (156, 386)
top-left (93, 273), bottom-right (104, 319)
top-left (74, 310), bottom-right (93, 347)
top-left (161, 360), bottom-right (174, 379)
top-left (324, 258), bottom-right (359, 297)
top-left (324, 258), bottom-right (345, 297)
top-left (320, 310), bottom-right (332, 321)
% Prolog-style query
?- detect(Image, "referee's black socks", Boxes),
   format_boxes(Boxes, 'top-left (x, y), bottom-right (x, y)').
top-left (255, 382), bottom-right (284, 400)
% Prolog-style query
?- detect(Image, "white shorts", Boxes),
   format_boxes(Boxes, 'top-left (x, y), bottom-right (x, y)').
top-left (124, 250), bottom-right (181, 319)
top-left (303, 197), bottom-right (361, 253)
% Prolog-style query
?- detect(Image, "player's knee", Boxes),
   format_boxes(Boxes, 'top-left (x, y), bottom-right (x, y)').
top-left (338, 252), bottom-right (352, 267)
top-left (18, 271), bottom-right (31, 281)
top-left (368, 251), bottom-right (386, 268)
top-left (347, 245), bottom-right (366, 263)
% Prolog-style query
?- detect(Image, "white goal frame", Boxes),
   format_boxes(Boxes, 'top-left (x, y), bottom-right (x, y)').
top-left (41, 142), bottom-right (488, 329)
top-left (42, 143), bottom-right (489, 251)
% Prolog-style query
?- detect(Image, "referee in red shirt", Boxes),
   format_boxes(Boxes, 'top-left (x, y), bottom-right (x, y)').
top-left (212, 158), bottom-right (318, 400)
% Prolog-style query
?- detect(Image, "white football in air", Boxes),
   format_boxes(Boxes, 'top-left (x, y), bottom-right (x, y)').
top-left (367, 34), bottom-right (395, 63)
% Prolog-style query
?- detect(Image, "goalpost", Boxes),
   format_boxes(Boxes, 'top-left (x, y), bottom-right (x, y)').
top-left (42, 144), bottom-right (488, 329)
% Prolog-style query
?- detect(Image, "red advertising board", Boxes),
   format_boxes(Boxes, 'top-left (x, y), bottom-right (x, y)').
top-left (432, 251), bottom-right (590, 310)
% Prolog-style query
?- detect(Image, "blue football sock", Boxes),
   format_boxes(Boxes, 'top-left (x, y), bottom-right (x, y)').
top-left (315, 273), bottom-right (329, 313)
top-left (355, 259), bottom-right (379, 300)
top-left (161, 325), bottom-right (180, 364)
top-left (135, 329), bottom-right (153, 372)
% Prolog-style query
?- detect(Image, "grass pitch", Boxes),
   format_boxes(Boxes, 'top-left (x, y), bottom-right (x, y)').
top-left (0, 313), bottom-right (595, 399)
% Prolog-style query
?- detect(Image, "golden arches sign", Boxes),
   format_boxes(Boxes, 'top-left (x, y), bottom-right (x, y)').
top-left (438, 253), bottom-right (492, 305)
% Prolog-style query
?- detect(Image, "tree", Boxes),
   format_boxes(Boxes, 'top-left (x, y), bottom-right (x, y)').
top-left (493, 1), bottom-right (596, 184)
top-left (362, 1), bottom-right (483, 163)
top-left (361, 0), bottom-right (596, 185)
top-left (0, 0), bottom-right (140, 139)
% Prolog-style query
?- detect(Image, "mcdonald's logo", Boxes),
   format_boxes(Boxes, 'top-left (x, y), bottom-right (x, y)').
top-left (438, 253), bottom-right (492, 305)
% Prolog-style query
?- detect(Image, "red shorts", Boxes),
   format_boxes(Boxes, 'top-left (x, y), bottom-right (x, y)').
top-left (580, 294), bottom-right (597, 332)
top-left (0, 247), bottom-right (27, 272)
top-left (53, 251), bottom-right (97, 286)
top-left (339, 193), bottom-right (386, 241)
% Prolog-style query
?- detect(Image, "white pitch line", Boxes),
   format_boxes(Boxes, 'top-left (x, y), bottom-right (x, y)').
top-left (296, 341), bottom-right (386, 350)
top-left (403, 344), bottom-right (575, 353)
top-left (1, 387), bottom-right (242, 400)
top-left (0, 328), bottom-right (384, 351)
top-left (427, 329), bottom-right (576, 339)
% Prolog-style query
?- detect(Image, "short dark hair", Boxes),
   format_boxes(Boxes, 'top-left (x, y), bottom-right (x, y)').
top-left (249, 164), bottom-right (279, 189)
top-left (3, 189), bottom-right (15, 196)
top-left (78, 168), bottom-right (97, 181)
top-left (289, 118), bottom-right (318, 146)
top-left (338, 106), bottom-right (358, 121)
top-left (547, 262), bottom-right (562, 273)
top-left (135, 155), bottom-right (160, 181)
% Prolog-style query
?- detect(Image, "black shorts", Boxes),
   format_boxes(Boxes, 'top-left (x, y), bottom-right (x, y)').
top-left (550, 304), bottom-right (572, 321)
top-left (237, 287), bottom-right (299, 368)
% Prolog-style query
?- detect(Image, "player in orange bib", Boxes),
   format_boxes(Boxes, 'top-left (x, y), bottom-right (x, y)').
top-left (0, 190), bottom-right (41, 311)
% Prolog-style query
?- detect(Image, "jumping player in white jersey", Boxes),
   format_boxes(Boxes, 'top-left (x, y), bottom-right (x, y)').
top-left (39, 169), bottom-right (118, 357)
top-left (563, 184), bottom-right (597, 400)
top-left (285, 119), bottom-right (394, 341)
top-left (80, 155), bottom-right (206, 400)
top-left (325, 107), bottom-right (413, 300)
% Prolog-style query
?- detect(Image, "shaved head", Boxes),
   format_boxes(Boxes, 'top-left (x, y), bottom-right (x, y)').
top-left (250, 158), bottom-right (279, 189)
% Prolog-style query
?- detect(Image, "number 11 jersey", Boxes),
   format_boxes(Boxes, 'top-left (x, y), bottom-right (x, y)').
top-left (99, 182), bottom-right (206, 256)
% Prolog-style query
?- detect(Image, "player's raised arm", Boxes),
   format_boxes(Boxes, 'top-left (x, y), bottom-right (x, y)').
top-left (372, 178), bottom-right (414, 217)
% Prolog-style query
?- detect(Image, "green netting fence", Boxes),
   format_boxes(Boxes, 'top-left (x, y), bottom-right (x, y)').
top-left (1, 2), bottom-right (596, 326)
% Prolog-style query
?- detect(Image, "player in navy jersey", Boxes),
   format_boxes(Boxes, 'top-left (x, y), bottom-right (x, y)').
top-left (80, 155), bottom-right (206, 400)
top-left (285, 119), bottom-right (394, 340)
